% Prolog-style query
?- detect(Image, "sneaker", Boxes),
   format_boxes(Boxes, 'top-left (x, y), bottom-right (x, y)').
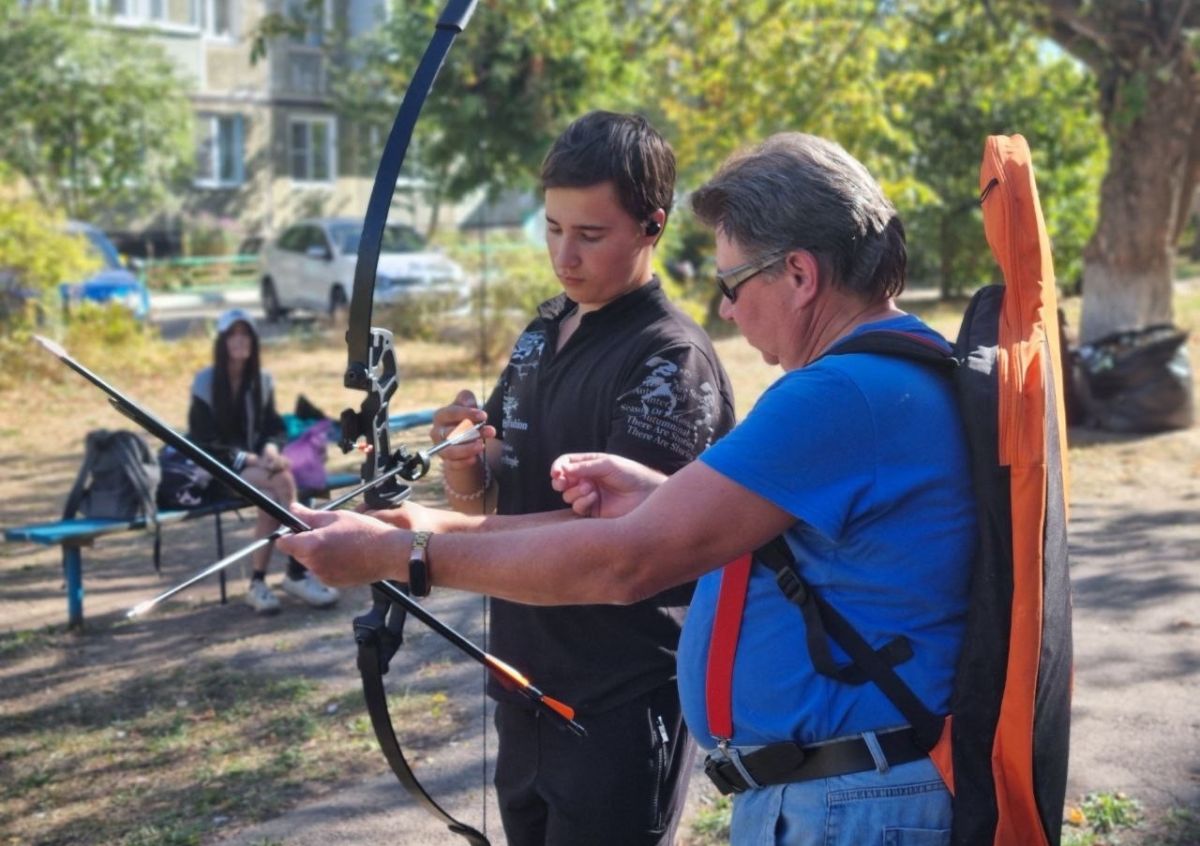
top-left (281, 572), bottom-right (340, 608)
top-left (245, 580), bottom-right (281, 614)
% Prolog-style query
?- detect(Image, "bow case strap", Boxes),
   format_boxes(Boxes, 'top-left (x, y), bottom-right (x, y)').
top-left (355, 587), bottom-right (490, 846)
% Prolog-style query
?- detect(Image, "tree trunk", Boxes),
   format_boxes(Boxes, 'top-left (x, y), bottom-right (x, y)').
top-left (1077, 36), bottom-right (1200, 342)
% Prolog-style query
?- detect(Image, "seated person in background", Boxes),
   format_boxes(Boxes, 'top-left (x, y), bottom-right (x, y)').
top-left (189, 308), bottom-right (339, 614)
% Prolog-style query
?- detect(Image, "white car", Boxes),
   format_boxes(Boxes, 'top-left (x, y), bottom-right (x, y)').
top-left (259, 217), bottom-right (468, 321)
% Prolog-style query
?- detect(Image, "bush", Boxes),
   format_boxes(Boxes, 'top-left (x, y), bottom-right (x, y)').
top-left (182, 213), bottom-right (242, 257)
top-left (440, 235), bottom-right (562, 363)
top-left (437, 231), bottom-right (712, 361)
top-left (0, 301), bottom-right (160, 393)
top-left (0, 196), bottom-right (95, 323)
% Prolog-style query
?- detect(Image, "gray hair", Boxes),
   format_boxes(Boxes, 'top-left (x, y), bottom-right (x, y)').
top-left (690, 133), bottom-right (906, 300)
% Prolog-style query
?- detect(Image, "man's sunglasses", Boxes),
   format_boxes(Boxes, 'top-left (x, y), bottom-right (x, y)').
top-left (715, 250), bottom-right (789, 303)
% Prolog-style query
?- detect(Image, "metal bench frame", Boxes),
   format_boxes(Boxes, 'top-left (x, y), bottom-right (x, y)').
top-left (4, 473), bottom-right (360, 627)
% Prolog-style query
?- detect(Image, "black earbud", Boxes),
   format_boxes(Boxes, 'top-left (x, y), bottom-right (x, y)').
top-left (645, 220), bottom-right (662, 236)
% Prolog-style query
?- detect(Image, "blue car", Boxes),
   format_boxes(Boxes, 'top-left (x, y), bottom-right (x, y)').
top-left (58, 222), bottom-right (150, 320)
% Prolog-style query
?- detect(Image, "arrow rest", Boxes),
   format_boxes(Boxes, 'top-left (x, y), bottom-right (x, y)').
top-left (341, 327), bottom-right (412, 507)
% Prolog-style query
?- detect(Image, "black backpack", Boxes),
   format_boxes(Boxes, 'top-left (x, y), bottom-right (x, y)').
top-left (748, 136), bottom-right (1073, 846)
top-left (156, 445), bottom-right (213, 510)
top-left (63, 429), bottom-right (164, 571)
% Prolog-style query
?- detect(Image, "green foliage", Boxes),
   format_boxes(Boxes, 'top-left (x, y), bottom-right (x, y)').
top-left (330, 0), bottom-right (641, 236)
top-left (0, 1), bottom-right (194, 219)
top-left (440, 234), bottom-right (561, 362)
top-left (687, 794), bottom-right (732, 844)
top-left (181, 213), bottom-right (244, 258)
top-left (1063, 791), bottom-right (1145, 845)
top-left (258, 0), bottom-right (1115, 314)
top-left (1082, 791), bottom-right (1143, 834)
top-left (647, 0), bottom-right (925, 188)
top-left (0, 196), bottom-right (95, 303)
top-left (893, 0), bottom-right (1105, 294)
top-left (641, 0), bottom-right (1104, 297)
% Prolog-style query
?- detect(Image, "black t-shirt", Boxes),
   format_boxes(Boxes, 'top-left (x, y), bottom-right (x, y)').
top-left (483, 278), bottom-right (736, 713)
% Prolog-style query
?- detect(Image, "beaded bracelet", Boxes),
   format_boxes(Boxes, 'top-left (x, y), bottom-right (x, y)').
top-left (444, 457), bottom-right (491, 501)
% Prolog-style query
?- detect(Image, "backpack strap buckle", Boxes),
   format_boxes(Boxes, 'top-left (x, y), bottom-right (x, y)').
top-left (773, 566), bottom-right (808, 605)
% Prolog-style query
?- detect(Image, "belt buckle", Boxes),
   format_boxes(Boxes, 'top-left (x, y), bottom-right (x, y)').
top-left (703, 754), bottom-right (743, 795)
top-left (704, 740), bottom-right (763, 795)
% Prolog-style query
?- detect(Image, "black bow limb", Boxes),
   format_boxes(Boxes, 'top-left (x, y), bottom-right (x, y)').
top-left (335, 2), bottom-right (585, 843)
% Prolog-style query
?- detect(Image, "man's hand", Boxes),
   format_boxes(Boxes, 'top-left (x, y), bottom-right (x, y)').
top-left (430, 390), bottom-right (495, 473)
top-left (549, 453), bottom-right (666, 518)
top-left (276, 504), bottom-right (408, 588)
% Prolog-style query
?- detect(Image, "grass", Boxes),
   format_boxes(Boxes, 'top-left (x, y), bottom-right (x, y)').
top-left (1062, 792), bottom-right (1146, 845)
top-left (0, 626), bottom-right (61, 659)
top-left (0, 661), bottom-right (463, 846)
top-left (686, 794), bottom-right (732, 845)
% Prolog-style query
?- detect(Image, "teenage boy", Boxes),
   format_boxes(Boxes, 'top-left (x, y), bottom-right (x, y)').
top-left (421, 111), bottom-right (735, 846)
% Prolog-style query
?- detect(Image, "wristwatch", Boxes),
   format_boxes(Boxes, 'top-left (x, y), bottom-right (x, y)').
top-left (408, 530), bottom-right (433, 597)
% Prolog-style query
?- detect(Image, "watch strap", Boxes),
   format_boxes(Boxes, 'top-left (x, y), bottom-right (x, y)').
top-left (408, 530), bottom-right (433, 597)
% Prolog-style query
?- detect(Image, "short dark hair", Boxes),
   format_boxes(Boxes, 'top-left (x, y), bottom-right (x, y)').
top-left (690, 133), bottom-right (906, 301)
top-left (540, 111), bottom-right (676, 224)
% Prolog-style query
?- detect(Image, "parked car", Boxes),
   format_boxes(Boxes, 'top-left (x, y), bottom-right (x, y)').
top-left (258, 218), bottom-right (468, 321)
top-left (58, 222), bottom-right (151, 320)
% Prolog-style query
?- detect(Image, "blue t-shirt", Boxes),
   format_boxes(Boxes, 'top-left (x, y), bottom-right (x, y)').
top-left (678, 315), bottom-right (976, 749)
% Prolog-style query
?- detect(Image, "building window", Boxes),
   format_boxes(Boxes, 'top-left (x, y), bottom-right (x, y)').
top-left (205, 0), bottom-right (232, 36)
top-left (289, 117), bottom-right (335, 183)
top-left (102, 0), bottom-right (135, 18)
top-left (196, 114), bottom-right (244, 187)
top-left (285, 0), bottom-right (327, 47)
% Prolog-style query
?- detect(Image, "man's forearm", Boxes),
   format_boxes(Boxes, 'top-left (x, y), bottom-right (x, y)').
top-left (436, 507), bottom-right (579, 533)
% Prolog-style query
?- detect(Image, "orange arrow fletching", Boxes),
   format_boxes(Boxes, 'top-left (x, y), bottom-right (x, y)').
top-left (484, 655), bottom-right (576, 721)
top-left (538, 695), bottom-right (576, 722)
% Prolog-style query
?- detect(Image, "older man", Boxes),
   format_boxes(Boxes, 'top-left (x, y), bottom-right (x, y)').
top-left (280, 133), bottom-right (976, 845)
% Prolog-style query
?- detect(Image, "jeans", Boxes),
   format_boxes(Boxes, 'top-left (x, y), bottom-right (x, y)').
top-left (729, 753), bottom-right (951, 846)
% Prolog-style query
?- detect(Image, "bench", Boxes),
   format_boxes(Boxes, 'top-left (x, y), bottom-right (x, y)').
top-left (4, 410), bottom-right (436, 628)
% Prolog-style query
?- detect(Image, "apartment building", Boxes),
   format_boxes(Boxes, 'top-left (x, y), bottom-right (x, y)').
top-left (93, 0), bottom-right (410, 250)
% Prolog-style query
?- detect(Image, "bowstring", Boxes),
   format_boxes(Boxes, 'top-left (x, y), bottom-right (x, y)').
top-left (476, 181), bottom-right (491, 840)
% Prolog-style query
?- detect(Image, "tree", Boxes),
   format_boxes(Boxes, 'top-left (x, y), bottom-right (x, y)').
top-left (0, 2), bottom-right (194, 221)
top-left (897, 1), bottom-right (1105, 297)
top-left (643, 0), bottom-right (1105, 308)
top-left (329, 0), bottom-right (639, 239)
top-left (1020, 0), bottom-right (1200, 343)
top-left (647, 0), bottom-right (917, 187)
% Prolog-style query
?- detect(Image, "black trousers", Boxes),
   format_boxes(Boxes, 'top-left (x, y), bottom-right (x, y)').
top-left (493, 682), bottom-right (695, 846)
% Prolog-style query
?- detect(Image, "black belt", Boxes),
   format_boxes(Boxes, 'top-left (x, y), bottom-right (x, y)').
top-left (703, 727), bottom-right (927, 795)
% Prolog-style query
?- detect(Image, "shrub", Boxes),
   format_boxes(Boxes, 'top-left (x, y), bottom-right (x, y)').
top-left (0, 196), bottom-right (96, 326)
